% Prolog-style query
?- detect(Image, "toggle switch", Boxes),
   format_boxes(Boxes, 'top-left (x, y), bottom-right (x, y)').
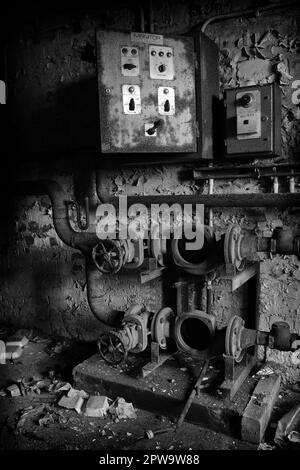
top-left (158, 87), bottom-right (175, 115)
top-left (145, 120), bottom-right (163, 136)
top-left (121, 45), bottom-right (139, 76)
top-left (129, 98), bottom-right (135, 111)
top-left (164, 99), bottom-right (170, 112)
top-left (122, 84), bottom-right (141, 114)
top-left (123, 63), bottom-right (137, 71)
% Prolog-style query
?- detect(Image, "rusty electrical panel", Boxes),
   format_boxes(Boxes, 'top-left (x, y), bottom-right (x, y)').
top-left (224, 83), bottom-right (281, 158)
top-left (96, 29), bottom-right (219, 159)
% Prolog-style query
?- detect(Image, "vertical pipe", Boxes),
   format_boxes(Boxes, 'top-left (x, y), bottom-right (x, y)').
top-left (149, 0), bottom-right (154, 33)
top-left (208, 175), bottom-right (214, 227)
top-left (273, 176), bottom-right (279, 194)
top-left (289, 172), bottom-right (295, 193)
top-left (206, 281), bottom-right (212, 316)
top-left (140, 5), bottom-right (145, 32)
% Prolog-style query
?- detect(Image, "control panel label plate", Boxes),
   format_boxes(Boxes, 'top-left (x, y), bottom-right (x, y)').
top-left (130, 32), bottom-right (164, 45)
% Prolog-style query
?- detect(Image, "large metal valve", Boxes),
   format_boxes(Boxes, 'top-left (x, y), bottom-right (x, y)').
top-left (97, 331), bottom-right (128, 365)
top-left (97, 305), bottom-right (151, 365)
top-left (225, 315), bottom-right (300, 364)
top-left (223, 224), bottom-right (300, 271)
top-left (92, 240), bottom-right (125, 274)
top-left (92, 237), bottom-right (146, 274)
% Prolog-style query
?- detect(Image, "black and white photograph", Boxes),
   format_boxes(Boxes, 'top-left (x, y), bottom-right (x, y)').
top-left (0, 0), bottom-right (300, 460)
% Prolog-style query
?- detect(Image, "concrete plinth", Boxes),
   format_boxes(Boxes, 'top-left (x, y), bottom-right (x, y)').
top-left (73, 352), bottom-right (258, 438)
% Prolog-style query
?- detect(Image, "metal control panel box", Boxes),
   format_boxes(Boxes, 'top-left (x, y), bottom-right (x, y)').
top-left (225, 83), bottom-right (281, 158)
top-left (96, 29), bottom-right (198, 154)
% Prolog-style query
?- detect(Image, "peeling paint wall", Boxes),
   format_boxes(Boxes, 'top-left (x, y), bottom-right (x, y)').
top-left (1, 1), bottom-right (300, 382)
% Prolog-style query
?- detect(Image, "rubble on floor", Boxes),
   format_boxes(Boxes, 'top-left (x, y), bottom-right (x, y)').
top-left (275, 403), bottom-right (300, 448)
top-left (0, 325), bottom-right (298, 451)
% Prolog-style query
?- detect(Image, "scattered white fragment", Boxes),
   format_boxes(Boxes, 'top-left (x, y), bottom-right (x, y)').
top-left (288, 431), bottom-right (300, 443)
top-left (67, 387), bottom-right (89, 399)
top-left (257, 442), bottom-right (274, 450)
top-left (113, 397), bottom-right (137, 419)
top-left (84, 396), bottom-right (111, 418)
top-left (58, 394), bottom-right (85, 414)
top-left (180, 367), bottom-right (187, 371)
top-left (6, 332), bottom-right (29, 348)
top-left (55, 382), bottom-right (72, 393)
top-left (5, 345), bottom-right (23, 360)
top-left (6, 384), bottom-right (21, 397)
top-left (256, 366), bottom-right (275, 376)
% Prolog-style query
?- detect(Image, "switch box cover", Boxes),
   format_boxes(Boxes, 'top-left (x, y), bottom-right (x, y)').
top-left (225, 83), bottom-right (281, 158)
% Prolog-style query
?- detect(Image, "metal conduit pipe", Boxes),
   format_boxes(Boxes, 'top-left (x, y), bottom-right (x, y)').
top-left (16, 180), bottom-right (99, 255)
top-left (16, 180), bottom-right (124, 327)
top-left (198, 1), bottom-right (298, 33)
top-left (109, 193), bottom-right (300, 208)
top-left (86, 259), bottom-right (125, 327)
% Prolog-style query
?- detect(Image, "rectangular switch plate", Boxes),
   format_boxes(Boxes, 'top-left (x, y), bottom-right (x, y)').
top-left (236, 89), bottom-right (261, 139)
top-left (122, 85), bottom-right (141, 114)
top-left (158, 87), bottom-right (175, 115)
top-left (149, 45), bottom-right (174, 80)
top-left (225, 83), bottom-right (281, 158)
top-left (121, 46), bottom-right (140, 77)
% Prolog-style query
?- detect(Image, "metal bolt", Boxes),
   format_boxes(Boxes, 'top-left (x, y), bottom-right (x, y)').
top-left (163, 88), bottom-right (169, 94)
top-left (151, 50), bottom-right (156, 56)
top-left (159, 51), bottom-right (164, 57)
top-left (105, 87), bottom-right (111, 94)
top-left (128, 86), bottom-right (135, 93)
top-left (167, 52), bottom-right (172, 57)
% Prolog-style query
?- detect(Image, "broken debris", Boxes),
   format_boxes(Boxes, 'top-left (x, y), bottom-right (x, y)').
top-left (84, 396), bottom-right (111, 418)
top-left (112, 397), bottom-right (137, 420)
top-left (256, 365), bottom-right (275, 377)
top-left (6, 384), bottom-right (21, 397)
top-left (58, 394), bottom-right (85, 414)
top-left (274, 403), bottom-right (300, 448)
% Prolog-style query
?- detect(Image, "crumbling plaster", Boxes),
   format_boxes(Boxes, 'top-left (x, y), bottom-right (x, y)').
top-left (1, 1), bottom-right (300, 381)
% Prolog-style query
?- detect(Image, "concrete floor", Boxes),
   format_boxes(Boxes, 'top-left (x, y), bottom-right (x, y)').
top-left (0, 325), bottom-right (298, 451)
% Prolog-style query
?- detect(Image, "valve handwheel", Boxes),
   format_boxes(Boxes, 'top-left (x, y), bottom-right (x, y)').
top-left (92, 240), bottom-right (124, 274)
top-left (97, 331), bottom-right (128, 365)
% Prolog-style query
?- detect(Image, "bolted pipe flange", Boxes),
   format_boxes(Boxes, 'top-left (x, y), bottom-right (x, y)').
top-left (171, 225), bottom-right (220, 275)
top-left (224, 225), bottom-right (246, 272)
top-left (174, 310), bottom-right (216, 358)
top-left (151, 307), bottom-right (175, 350)
top-left (225, 315), bottom-right (245, 363)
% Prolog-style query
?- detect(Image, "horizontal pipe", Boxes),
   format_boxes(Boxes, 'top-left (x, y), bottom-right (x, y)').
top-left (199, 1), bottom-right (298, 33)
top-left (109, 193), bottom-right (300, 208)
